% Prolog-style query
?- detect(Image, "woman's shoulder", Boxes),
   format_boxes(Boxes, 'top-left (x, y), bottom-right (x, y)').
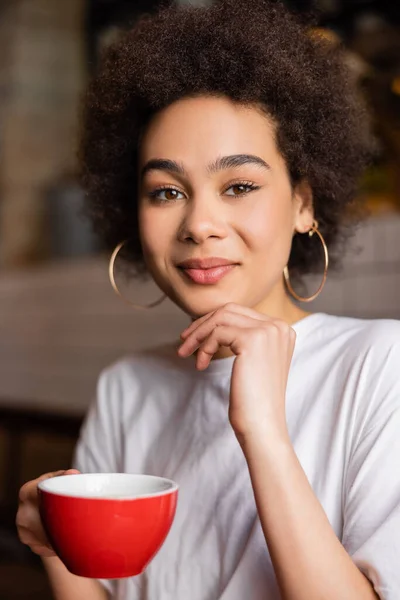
top-left (297, 313), bottom-right (400, 405)
top-left (297, 313), bottom-right (400, 438)
top-left (300, 312), bottom-right (400, 356)
top-left (315, 313), bottom-right (400, 411)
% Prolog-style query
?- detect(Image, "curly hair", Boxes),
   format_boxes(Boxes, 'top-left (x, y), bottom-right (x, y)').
top-left (80, 0), bottom-right (371, 281)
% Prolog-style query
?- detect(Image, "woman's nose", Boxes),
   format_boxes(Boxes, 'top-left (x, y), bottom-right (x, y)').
top-left (178, 197), bottom-right (228, 244)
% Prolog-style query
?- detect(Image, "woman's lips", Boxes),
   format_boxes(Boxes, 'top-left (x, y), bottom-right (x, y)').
top-left (180, 264), bottom-right (237, 284)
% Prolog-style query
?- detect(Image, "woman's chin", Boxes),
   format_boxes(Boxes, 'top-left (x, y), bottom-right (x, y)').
top-left (173, 289), bottom-right (241, 318)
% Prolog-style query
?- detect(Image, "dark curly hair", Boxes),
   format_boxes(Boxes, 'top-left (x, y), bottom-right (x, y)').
top-left (80, 0), bottom-right (371, 281)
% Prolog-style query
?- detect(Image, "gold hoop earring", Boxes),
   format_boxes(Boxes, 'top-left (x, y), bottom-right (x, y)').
top-left (108, 240), bottom-right (167, 310)
top-left (283, 219), bottom-right (329, 303)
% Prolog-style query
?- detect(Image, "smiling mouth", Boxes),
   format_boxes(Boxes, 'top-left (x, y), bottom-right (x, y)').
top-left (179, 264), bottom-right (237, 285)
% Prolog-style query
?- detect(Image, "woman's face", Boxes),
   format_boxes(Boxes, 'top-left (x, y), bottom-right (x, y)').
top-left (138, 95), bottom-right (313, 318)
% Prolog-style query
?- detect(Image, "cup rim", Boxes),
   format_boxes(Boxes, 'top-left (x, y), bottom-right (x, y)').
top-left (38, 472), bottom-right (179, 500)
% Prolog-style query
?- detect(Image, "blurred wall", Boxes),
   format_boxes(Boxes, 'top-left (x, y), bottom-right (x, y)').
top-left (306, 214), bottom-right (400, 320)
top-left (0, 0), bottom-right (86, 268)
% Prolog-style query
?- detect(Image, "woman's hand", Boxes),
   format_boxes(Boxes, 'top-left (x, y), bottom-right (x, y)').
top-left (178, 303), bottom-right (296, 444)
top-left (16, 469), bottom-right (80, 557)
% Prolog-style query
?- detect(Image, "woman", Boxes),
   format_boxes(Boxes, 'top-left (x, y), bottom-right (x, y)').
top-left (16, 1), bottom-right (399, 599)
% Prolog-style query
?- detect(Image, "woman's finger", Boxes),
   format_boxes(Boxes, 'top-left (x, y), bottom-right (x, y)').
top-left (180, 302), bottom-right (273, 340)
top-left (18, 525), bottom-right (49, 548)
top-left (30, 544), bottom-right (56, 558)
top-left (17, 506), bottom-right (52, 550)
top-left (195, 325), bottom-right (250, 369)
top-left (212, 303), bottom-right (273, 321)
top-left (180, 310), bottom-right (217, 340)
top-left (16, 469), bottom-right (79, 557)
top-left (179, 311), bottom-right (264, 356)
top-left (19, 469), bottom-right (79, 505)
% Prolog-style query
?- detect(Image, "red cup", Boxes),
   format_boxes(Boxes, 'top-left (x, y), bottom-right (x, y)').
top-left (38, 473), bottom-right (178, 579)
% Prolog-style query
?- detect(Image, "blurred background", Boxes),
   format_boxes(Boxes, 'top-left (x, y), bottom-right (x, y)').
top-left (0, 0), bottom-right (399, 597)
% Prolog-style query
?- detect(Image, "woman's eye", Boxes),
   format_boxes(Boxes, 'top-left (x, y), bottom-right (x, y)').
top-left (149, 188), bottom-right (185, 202)
top-left (224, 183), bottom-right (258, 196)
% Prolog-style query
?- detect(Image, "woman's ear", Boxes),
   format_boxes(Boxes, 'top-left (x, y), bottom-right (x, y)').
top-left (293, 180), bottom-right (314, 233)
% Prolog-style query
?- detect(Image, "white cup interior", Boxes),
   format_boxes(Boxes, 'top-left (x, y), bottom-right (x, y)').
top-left (38, 473), bottom-right (178, 499)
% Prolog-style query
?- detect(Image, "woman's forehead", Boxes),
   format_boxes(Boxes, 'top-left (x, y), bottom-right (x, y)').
top-left (139, 96), bottom-right (280, 170)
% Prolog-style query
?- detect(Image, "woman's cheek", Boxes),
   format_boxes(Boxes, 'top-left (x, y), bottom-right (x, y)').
top-left (237, 196), bottom-right (293, 267)
top-left (139, 210), bottom-right (174, 275)
top-left (139, 208), bottom-right (162, 255)
top-left (235, 199), bottom-right (276, 250)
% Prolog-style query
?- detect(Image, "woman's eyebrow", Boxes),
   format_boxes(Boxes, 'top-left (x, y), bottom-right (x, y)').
top-left (141, 158), bottom-right (186, 179)
top-left (140, 154), bottom-right (270, 180)
top-left (207, 154), bottom-right (271, 173)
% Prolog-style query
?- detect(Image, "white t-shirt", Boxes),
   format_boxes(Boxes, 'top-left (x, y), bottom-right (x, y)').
top-left (73, 312), bottom-right (400, 600)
